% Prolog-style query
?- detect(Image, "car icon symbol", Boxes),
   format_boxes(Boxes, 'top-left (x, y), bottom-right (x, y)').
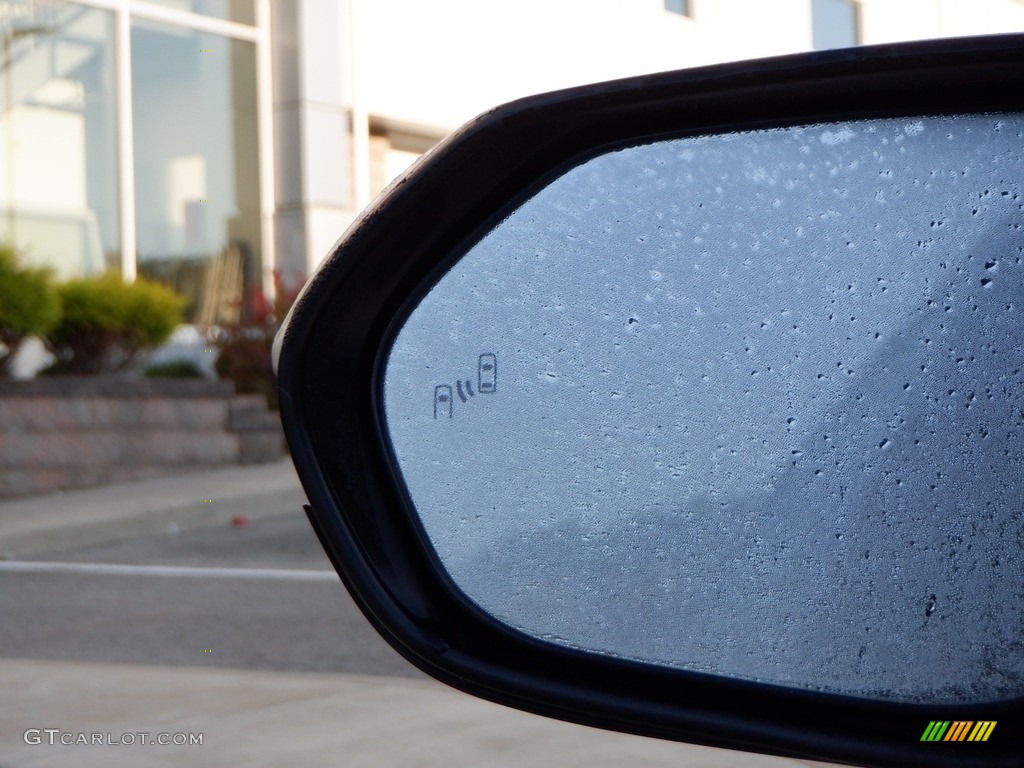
top-left (478, 354), bottom-right (497, 393)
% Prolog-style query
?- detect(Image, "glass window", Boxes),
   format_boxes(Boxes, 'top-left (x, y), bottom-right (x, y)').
top-left (131, 19), bottom-right (261, 324)
top-left (0, 3), bottom-right (119, 278)
top-left (140, 1), bottom-right (255, 26)
top-left (812, 0), bottom-right (860, 50)
top-left (664, 0), bottom-right (691, 17)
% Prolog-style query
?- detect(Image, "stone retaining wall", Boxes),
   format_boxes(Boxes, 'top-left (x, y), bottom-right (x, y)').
top-left (0, 377), bottom-right (285, 499)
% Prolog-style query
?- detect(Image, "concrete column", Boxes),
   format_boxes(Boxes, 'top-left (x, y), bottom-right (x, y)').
top-left (271, 0), bottom-right (359, 281)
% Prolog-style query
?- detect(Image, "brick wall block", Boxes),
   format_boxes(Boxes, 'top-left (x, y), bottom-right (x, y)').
top-left (125, 431), bottom-right (240, 465)
top-left (2, 432), bottom-right (122, 467)
top-left (0, 378), bottom-right (282, 498)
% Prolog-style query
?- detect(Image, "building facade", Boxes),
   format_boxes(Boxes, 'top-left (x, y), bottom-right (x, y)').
top-left (3, 0), bottom-right (1024, 322)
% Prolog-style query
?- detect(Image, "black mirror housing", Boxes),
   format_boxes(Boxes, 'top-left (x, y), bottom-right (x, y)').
top-left (275, 35), bottom-right (1024, 768)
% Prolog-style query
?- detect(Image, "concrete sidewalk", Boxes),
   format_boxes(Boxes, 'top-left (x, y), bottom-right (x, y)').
top-left (0, 659), bottom-right (824, 768)
top-left (0, 460), bottom-right (306, 558)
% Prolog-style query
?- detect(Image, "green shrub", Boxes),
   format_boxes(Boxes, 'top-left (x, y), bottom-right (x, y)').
top-left (0, 243), bottom-right (61, 377)
top-left (144, 359), bottom-right (205, 379)
top-left (42, 272), bottom-right (185, 375)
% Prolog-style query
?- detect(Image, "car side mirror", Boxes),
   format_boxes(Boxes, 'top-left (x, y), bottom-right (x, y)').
top-left (275, 35), bottom-right (1024, 768)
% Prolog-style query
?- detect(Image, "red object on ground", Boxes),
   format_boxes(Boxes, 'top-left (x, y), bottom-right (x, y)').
top-left (231, 515), bottom-right (250, 527)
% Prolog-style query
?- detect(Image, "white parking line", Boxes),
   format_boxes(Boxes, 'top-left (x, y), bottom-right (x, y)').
top-left (0, 561), bottom-right (338, 582)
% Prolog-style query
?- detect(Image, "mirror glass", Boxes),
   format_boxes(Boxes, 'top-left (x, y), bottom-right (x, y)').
top-left (383, 115), bottom-right (1024, 704)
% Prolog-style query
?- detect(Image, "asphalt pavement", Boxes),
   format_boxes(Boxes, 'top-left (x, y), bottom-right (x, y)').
top-left (0, 461), bottom-right (826, 767)
top-left (1, 515), bottom-right (419, 675)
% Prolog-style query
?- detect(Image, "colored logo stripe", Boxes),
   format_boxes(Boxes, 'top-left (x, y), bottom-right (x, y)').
top-left (922, 721), bottom-right (996, 742)
top-left (944, 721), bottom-right (973, 741)
top-left (968, 722), bottom-right (997, 742)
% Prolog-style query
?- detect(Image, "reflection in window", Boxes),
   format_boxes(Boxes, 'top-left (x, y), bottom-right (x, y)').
top-left (131, 20), bottom-right (260, 324)
top-left (141, 0), bottom-right (255, 26)
top-left (0, 3), bottom-right (119, 279)
top-left (664, 0), bottom-right (691, 17)
top-left (812, 0), bottom-right (860, 50)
